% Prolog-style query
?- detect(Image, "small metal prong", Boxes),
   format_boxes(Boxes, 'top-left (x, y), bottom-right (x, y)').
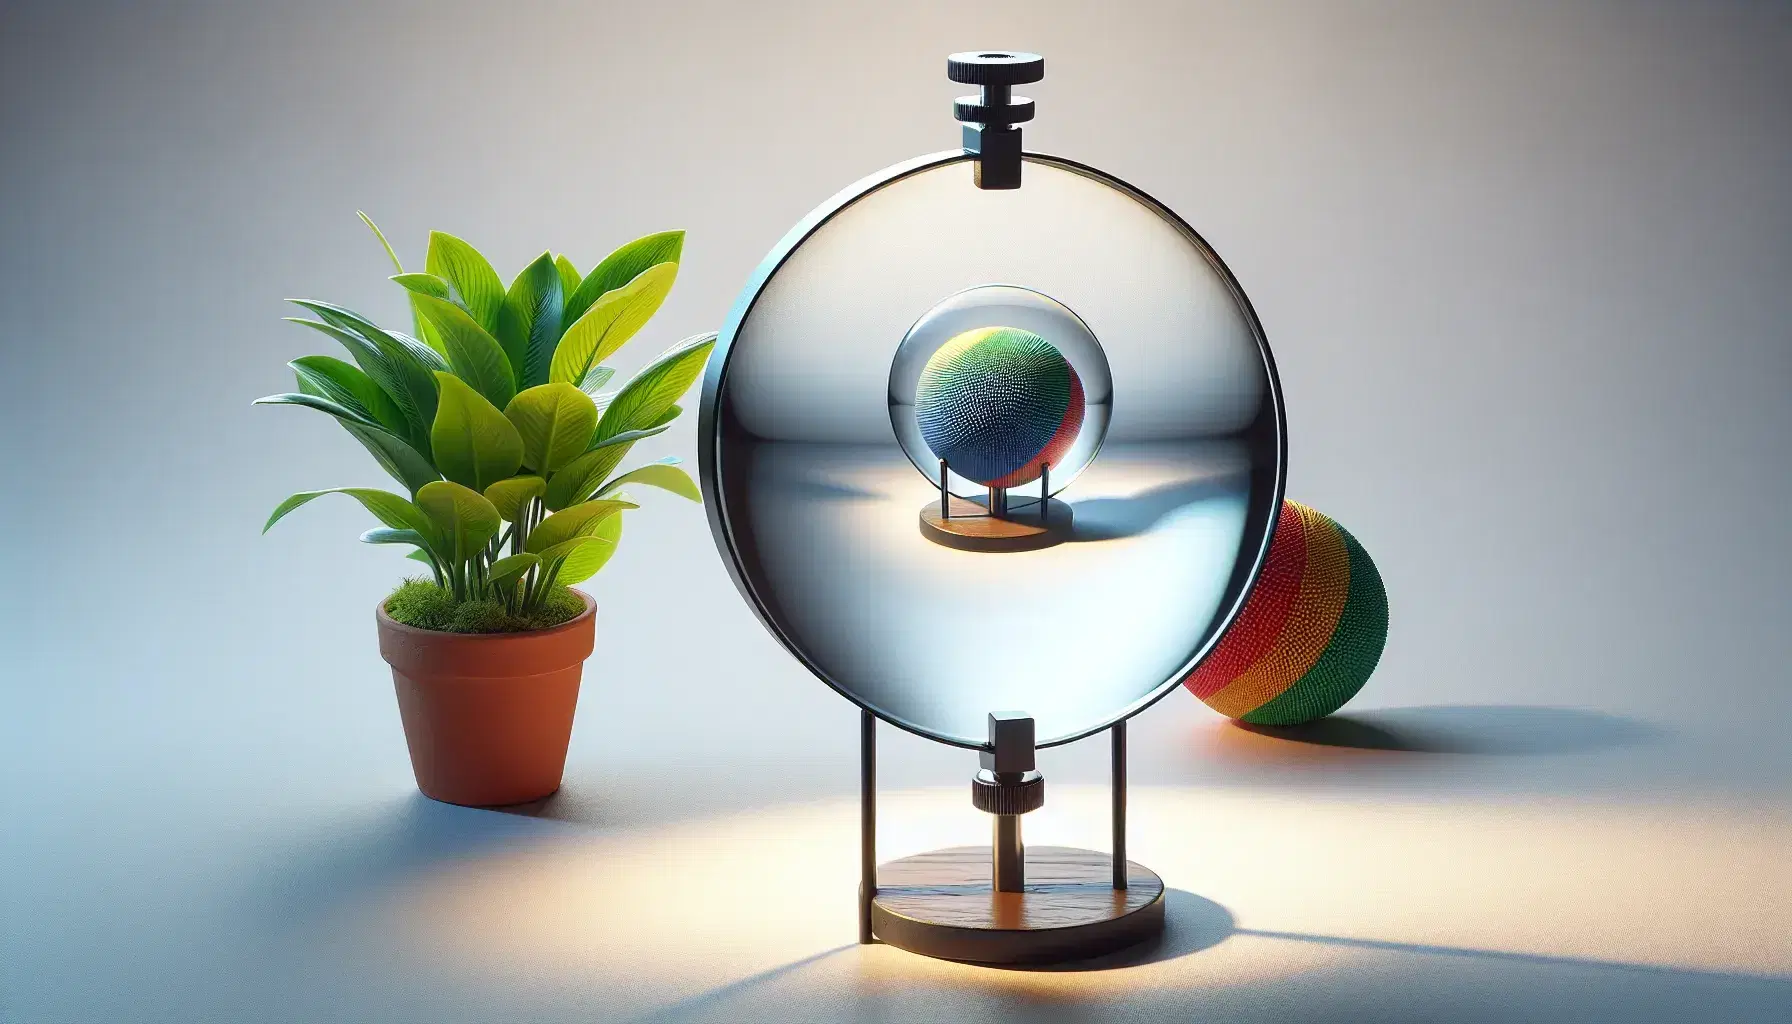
top-left (1112, 719), bottom-right (1127, 891)
top-left (861, 709), bottom-right (877, 942)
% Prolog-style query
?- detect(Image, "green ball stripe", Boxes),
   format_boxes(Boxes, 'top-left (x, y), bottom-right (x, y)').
top-left (1240, 518), bottom-right (1388, 726)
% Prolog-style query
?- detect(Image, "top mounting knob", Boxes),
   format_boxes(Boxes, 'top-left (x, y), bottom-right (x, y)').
top-left (947, 51), bottom-right (1045, 86)
top-left (948, 51), bottom-right (1043, 191)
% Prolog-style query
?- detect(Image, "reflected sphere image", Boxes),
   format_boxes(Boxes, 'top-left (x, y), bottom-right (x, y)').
top-left (889, 283), bottom-right (1113, 499)
top-left (914, 326), bottom-right (1086, 487)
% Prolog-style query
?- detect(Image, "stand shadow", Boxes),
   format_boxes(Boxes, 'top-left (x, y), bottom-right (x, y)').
top-left (1068, 476), bottom-right (1235, 541)
top-left (1001, 888), bottom-right (1236, 972)
top-left (1229, 705), bottom-right (1667, 756)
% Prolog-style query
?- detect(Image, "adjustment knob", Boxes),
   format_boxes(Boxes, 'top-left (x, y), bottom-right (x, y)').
top-left (948, 50), bottom-right (1043, 190)
top-left (947, 51), bottom-right (1045, 85)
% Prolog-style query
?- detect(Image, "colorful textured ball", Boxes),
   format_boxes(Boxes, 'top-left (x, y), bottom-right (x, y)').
top-left (1184, 501), bottom-right (1388, 725)
top-left (914, 326), bottom-right (1085, 488)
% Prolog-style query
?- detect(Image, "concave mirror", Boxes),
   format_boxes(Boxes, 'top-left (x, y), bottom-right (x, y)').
top-left (701, 153), bottom-right (1285, 747)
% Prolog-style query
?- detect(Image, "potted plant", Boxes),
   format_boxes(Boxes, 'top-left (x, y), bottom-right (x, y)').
top-left (258, 215), bottom-right (714, 806)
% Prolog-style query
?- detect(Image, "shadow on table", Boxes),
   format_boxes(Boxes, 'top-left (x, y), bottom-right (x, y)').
top-left (1068, 476), bottom-right (1236, 541)
top-left (1003, 888), bottom-right (1236, 972)
top-left (253, 790), bottom-right (567, 920)
top-left (495, 756), bottom-right (858, 829)
top-left (255, 755), bottom-right (870, 922)
top-left (629, 887), bottom-right (1792, 1023)
top-left (1214, 704), bottom-right (1667, 759)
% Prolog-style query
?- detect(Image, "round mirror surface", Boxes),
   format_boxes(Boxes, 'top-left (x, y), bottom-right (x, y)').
top-left (701, 153), bottom-right (1285, 747)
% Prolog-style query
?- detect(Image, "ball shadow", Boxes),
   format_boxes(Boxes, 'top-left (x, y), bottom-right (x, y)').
top-left (1067, 477), bottom-right (1235, 541)
top-left (1231, 705), bottom-right (1668, 756)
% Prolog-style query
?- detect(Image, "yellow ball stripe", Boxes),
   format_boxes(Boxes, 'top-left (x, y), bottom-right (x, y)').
top-left (1206, 504), bottom-right (1352, 719)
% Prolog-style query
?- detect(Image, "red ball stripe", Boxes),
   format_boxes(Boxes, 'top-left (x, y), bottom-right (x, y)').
top-left (989, 364), bottom-right (1086, 488)
top-left (1184, 502), bottom-right (1307, 699)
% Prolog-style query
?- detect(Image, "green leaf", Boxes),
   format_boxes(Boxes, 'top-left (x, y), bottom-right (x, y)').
top-left (504, 383), bottom-right (597, 473)
top-left (262, 381), bottom-right (436, 493)
top-left (554, 254), bottom-right (580, 302)
top-left (391, 272), bottom-right (451, 299)
top-left (291, 354), bottom-right (405, 434)
top-left (431, 372), bottom-right (524, 492)
top-left (582, 422), bottom-right (671, 453)
top-left (532, 532), bottom-right (606, 568)
top-left (484, 475), bottom-right (545, 522)
top-left (390, 329), bottom-right (450, 373)
top-left (548, 262), bottom-right (679, 387)
top-left (486, 552), bottom-right (540, 591)
top-left (555, 511), bottom-right (622, 584)
top-left (414, 294), bottom-right (516, 409)
top-left (386, 277), bottom-right (458, 361)
top-left (263, 488), bottom-right (437, 547)
top-left (406, 548), bottom-right (435, 566)
top-left (361, 527), bottom-right (428, 546)
top-left (286, 304), bottom-right (439, 452)
top-left (359, 211), bottom-right (403, 273)
top-left (597, 458), bottom-right (700, 502)
top-left (497, 253), bottom-right (566, 390)
top-left (646, 402), bottom-right (682, 430)
top-left (577, 365), bottom-right (615, 396)
top-left (416, 480), bottom-right (502, 562)
top-left (545, 439), bottom-right (635, 511)
top-left (563, 230), bottom-right (683, 329)
top-left (591, 332), bottom-right (715, 446)
top-left (253, 391), bottom-right (381, 429)
top-left (526, 498), bottom-right (636, 555)
top-left (342, 422), bottom-right (440, 495)
top-left (425, 230), bottom-right (504, 336)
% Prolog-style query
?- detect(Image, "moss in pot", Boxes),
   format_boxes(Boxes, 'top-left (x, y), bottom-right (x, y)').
top-left (259, 216), bottom-right (713, 806)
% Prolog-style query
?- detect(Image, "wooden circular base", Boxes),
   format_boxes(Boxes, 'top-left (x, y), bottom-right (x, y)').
top-left (918, 495), bottom-right (1075, 552)
top-left (870, 845), bottom-right (1165, 964)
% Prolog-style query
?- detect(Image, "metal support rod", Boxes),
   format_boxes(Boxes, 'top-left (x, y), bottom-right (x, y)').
top-left (1040, 463), bottom-right (1050, 523)
top-left (1112, 719), bottom-right (1128, 890)
top-left (860, 709), bottom-right (876, 943)
top-left (987, 484), bottom-right (1007, 518)
top-left (939, 459), bottom-right (950, 519)
top-left (993, 814), bottom-right (1024, 892)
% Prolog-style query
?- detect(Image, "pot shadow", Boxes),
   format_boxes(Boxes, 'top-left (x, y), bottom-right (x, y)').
top-left (1227, 705), bottom-right (1668, 757)
top-left (254, 790), bottom-right (570, 920)
top-left (1067, 476), bottom-right (1237, 542)
top-left (491, 757), bottom-right (860, 830)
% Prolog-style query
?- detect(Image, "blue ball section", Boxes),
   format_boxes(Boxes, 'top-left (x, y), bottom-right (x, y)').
top-left (914, 327), bottom-right (1073, 486)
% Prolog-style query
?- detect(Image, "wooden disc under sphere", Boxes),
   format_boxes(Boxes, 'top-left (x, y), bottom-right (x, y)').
top-left (870, 846), bottom-right (1165, 964)
top-left (918, 494), bottom-right (1075, 552)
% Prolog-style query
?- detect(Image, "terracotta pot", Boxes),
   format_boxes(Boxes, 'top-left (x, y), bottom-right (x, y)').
top-left (375, 591), bottom-right (596, 807)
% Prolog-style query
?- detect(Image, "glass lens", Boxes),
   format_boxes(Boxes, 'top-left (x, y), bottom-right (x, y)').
top-left (704, 154), bottom-right (1284, 747)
